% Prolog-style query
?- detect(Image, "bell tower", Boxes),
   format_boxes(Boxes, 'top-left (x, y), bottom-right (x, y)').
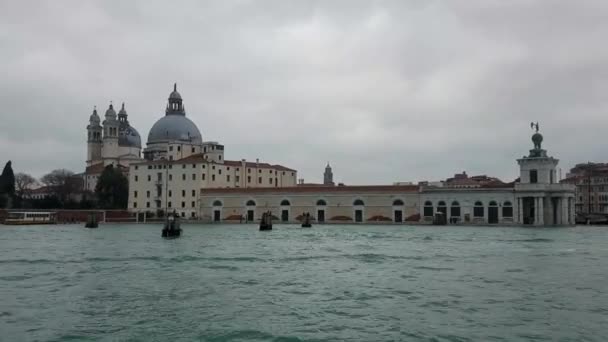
top-left (86, 107), bottom-right (103, 166)
top-left (101, 102), bottom-right (120, 163)
top-left (323, 162), bottom-right (334, 186)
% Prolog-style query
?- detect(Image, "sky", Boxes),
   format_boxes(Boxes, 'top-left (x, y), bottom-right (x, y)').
top-left (1, 0), bottom-right (607, 184)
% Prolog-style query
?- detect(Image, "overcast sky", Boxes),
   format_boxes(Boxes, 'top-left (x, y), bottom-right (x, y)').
top-left (1, 0), bottom-right (607, 184)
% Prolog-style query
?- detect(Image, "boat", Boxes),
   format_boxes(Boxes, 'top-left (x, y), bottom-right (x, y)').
top-left (260, 211), bottom-right (273, 231)
top-left (162, 211), bottom-right (182, 238)
top-left (84, 213), bottom-right (98, 228)
top-left (301, 212), bottom-right (312, 228)
top-left (3, 211), bottom-right (57, 225)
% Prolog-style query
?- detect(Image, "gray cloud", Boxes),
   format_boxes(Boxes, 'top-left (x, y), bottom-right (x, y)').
top-left (1, 0), bottom-right (607, 183)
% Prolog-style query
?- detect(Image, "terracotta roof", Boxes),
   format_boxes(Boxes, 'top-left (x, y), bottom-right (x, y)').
top-left (200, 184), bottom-right (419, 194)
top-left (132, 154), bottom-right (297, 172)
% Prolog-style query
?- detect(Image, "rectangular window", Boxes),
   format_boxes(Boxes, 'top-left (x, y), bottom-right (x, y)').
top-left (192, 164), bottom-right (196, 168)
top-left (269, 178), bottom-right (272, 184)
top-left (146, 191), bottom-right (150, 198)
top-left (227, 175), bottom-right (230, 182)
top-left (212, 175), bottom-right (216, 181)
top-left (191, 201), bottom-right (195, 208)
top-left (212, 165), bottom-right (215, 170)
top-left (133, 202), bottom-right (137, 208)
top-left (146, 202), bottom-right (150, 208)
top-left (236, 175), bottom-right (240, 182)
top-left (202, 174), bottom-right (206, 180)
top-left (219, 169), bottom-right (222, 175)
top-left (248, 176), bottom-right (251, 183)
top-left (157, 173), bottom-right (162, 181)
top-left (182, 174), bottom-right (186, 180)
top-left (135, 166), bottom-right (138, 170)
top-left (169, 190), bottom-right (172, 197)
top-left (248, 168), bottom-right (251, 173)
top-left (182, 190), bottom-right (186, 196)
top-left (168, 202), bottom-right (172, 208)
top-left (258, 177), bottom-right (262, 183)
top-left (181, 202), bottom-right (185, 208)
top-left (177, 146), bottom-right (181, 151)
top-left (192, 174), bottom-right (196, 180)
top-left (134, 191), bottom-right (138, 198)
top-left (148, 175), bottom-right (151, 181)
top-left (503, 206), bottom-right (513, 218)
top-left (202, 164), bottom-right (206, 169)
top-left (530, 170), bottom-right (538, 183)
top-left (192, 147), bottom-right (195, 153)
top-left (192, 190), bottom-right (195, 197)
top-left (148, 165), bottom-right (152, 170)
top-left (169, 146), bottom-right (173, 151)
top-left (169, 174), bottom-right (172, 181)
top-left (135, 175), bottom-right (138, 182)
top-left (169, 156), bottom-right (173, 161)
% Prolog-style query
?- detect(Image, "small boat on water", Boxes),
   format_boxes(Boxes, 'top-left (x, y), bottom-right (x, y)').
top-left (162, 212), bottom-right (182, 238)
top-left (3, 211), bottom-right (57, 225)
top-left (84, 213), bottom-right (98, 228)
top-left (260, 211), bottom-right (273, 231)
top-left (301, 212), bottom-right (312, 228)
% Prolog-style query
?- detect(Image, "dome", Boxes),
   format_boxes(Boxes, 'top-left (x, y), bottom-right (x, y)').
top-left (147, 115), bottom-right (202, 144)
top-left (169, 83), bottom-right (182, 100)
top-left (105, 104), bottom-right (116, 118)
top-left (119, 125), bottom-right (142, 148)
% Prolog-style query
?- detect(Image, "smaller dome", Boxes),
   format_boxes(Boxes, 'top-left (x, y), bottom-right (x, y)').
top-left (118, 102), bottom-right (127, 116)
top-left (119, 125), bottom-right (142, 148)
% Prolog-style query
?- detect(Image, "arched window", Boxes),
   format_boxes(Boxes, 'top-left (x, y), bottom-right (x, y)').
top-left (212, 200), bottom-right (223, 207)
top-left (280, 199), bottom-right (290, 206)
top-left (316, 199), bottom-right (327, 206)
top-left (502, 201), bottom-right (513, 218)
top-left (450, 201), bottom-right (461, 217)
top-left (246, 200), bottom-right (256, 206)
top-left (474, 201), bottom-right (484, 218)
top-left (423, 201), bottom-right (433, 217)
top-left (353, 199), bottom-right (365, 206)
top-left (393, 199), bottom-right (404, 206)
top-left (489, 201), bottom-right (498, 206)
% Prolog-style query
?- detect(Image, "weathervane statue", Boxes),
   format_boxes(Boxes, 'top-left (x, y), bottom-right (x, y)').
top-left (530, 121), bottom-right (539, 133)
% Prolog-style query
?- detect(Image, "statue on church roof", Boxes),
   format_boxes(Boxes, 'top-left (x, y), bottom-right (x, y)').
top-left (530, 121), bottom-right (543, 150)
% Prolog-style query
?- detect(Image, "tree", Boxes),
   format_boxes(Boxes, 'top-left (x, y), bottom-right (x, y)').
top-left (95, 165), bottom-right (128, 209)
top-left (40, 169), bottom-right (77, 204)
top-left (14, 173), bottom-right (38, 198)
top-left (0, 161), bottom-right (15, 208)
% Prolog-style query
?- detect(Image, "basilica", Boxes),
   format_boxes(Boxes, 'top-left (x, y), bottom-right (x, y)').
top-left (85, 84), bottom-right (576, 226)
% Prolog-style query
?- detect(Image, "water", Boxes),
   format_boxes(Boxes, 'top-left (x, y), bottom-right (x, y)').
top-left (0, 224), bottom-right (606, 342)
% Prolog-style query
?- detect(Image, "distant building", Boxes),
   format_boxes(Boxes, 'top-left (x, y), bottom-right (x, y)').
top-left (561, 163), bottom-right (608, 214)
top-left (323, 163), bottom-right (334, 186)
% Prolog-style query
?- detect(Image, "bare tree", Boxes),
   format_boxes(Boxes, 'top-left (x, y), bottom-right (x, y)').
top-left (40, 169), bottom-right (77, 202)
top-left (14, 173), bottom-right (38, 198)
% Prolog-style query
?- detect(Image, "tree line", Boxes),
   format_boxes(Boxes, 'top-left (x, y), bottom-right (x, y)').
top-left (0, 161), bottom-right (128, 210)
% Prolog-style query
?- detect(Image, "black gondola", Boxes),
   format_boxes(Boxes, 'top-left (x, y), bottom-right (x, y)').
top-left (162, 211), bottom-right (182, 238)
top-left (301, 212), bottom-right (312, 228)
top-left (260, 211), bottom-right (273, 231)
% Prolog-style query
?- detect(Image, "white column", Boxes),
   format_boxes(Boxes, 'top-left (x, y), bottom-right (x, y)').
top-left (561, 197), bottom-right (568, 225)
top-left (518, 197), bottom-right (524, 224)
top-left (538, 196), bottom-right (544, 225)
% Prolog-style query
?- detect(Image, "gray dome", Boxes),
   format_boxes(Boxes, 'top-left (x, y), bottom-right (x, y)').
top-left (119, 125), bottom-right (142, 148)
top-left (89, 108), bottom-right (100, 125)
top-left (147, 115), bottom-right (202, 144)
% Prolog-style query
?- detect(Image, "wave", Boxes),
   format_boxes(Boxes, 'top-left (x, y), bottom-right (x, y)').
top-left (499, 238), bottom-right (554, 243)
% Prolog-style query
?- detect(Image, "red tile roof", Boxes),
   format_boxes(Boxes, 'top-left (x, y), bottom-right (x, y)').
top-left (133, 154), bottom-right (297, 172)
top-left (200, 184), bottom-right (419, 194)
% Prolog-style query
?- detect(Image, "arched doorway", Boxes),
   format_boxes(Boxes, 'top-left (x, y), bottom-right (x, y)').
top-left (316, 199), bottom-right (327, 223)
top-left (423, 201), bottom-right (434, 218)
top-left (488, 201), bottom-right (499, 224)
top-left (245, 199), bottom-right (256, 222)
top-left (212, 200), bottom-right (223, 222)
top-left (280, 199), bottom-right (290, 222)
top-left (393, 199), bottom-right (404, 223)
top-left (437, 201), bottom-right (447, 218)
top-left (450, 201), bottom-right (461, 223)
top-left (353, 199), bottom-right (365, 223)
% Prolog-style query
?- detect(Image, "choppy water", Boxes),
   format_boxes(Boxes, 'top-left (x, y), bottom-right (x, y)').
top-left (0, 224), bottom-right (606, 342)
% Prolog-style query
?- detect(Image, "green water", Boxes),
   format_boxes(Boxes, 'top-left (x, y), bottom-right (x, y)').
top-left (0, 224), bottom-right (606, 342)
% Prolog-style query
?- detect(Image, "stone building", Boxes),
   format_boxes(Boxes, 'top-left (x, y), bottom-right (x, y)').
top-left (561, 163), bottom-right (608, 214)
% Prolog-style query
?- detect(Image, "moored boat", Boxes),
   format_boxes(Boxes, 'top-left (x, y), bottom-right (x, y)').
top-left (3, 211), bottom-right (57, 225)
top-left (260, 211), bottom-right (273, 231)
top-left (301, 212), bottom-right (312, 228)
top-left (162, 212), bottom-right (182, 238)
